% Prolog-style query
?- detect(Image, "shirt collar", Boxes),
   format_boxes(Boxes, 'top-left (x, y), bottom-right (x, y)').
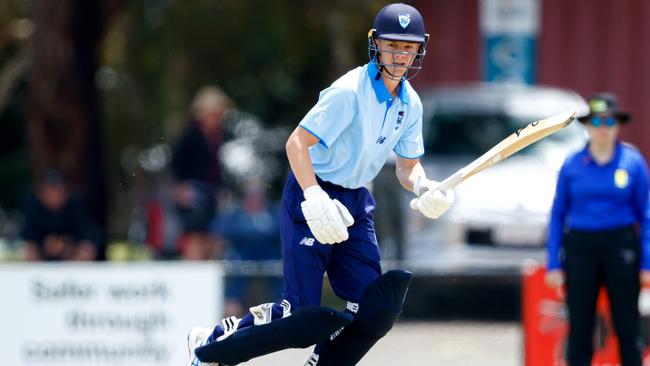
top-left (366, 62), bottom-right (409, 104)
top-left (580, 140), bottom-right (622, 166)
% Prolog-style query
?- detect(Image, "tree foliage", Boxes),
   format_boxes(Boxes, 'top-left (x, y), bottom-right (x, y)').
top-left (1, 0), bottom-right (395, 237)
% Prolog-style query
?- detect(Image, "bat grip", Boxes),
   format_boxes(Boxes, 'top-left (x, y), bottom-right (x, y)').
top-left (437, 170), bottom-right (464, 191)
top-left (409, 170), bottom-right (464, 210)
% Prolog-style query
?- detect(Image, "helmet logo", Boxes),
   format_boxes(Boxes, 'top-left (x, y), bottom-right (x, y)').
top-left (398, 14), bottom-right (411, 29)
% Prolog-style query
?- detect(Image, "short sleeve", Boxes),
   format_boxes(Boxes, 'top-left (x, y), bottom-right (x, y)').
top-left (299, 87), bottom-right (357, 148)
top-left (393, 107), bottom-right (424, 159)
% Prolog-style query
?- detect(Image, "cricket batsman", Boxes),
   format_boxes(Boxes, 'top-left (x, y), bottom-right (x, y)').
top-left (186, 3), bottom-right (455, 365)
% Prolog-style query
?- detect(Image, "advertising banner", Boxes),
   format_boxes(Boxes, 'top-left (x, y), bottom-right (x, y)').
top-left (0, 262), bottom-right (223, 366)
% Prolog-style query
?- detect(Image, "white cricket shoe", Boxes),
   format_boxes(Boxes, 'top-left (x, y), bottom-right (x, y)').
top-left (186, 326), bottom-right (219, 366)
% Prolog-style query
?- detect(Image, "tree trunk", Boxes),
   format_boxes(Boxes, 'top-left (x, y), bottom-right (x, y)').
top-left (26, 0), bottom-right (125, 231)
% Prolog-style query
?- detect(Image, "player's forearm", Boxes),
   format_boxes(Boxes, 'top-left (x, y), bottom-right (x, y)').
top-left (396, 159), bottom-right (426, 193)
top-left (286, 131), bottom-right (318, 191)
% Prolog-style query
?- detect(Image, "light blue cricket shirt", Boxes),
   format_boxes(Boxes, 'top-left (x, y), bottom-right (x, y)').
top-left (298, 62), bottom-right (424, 189)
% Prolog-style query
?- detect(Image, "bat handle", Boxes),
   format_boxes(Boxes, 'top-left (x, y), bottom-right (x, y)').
top-left (410, 170), bottom-right (464, 210)
top-left (437, 170), bottom-right (464, 191)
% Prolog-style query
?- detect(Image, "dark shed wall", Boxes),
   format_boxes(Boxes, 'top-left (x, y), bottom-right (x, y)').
top-left (415, 0), bottom-right (650, 157)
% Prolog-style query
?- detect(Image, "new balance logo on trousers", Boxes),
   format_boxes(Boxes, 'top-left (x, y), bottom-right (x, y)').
top-left (299, 237), bottom-right (315, 246)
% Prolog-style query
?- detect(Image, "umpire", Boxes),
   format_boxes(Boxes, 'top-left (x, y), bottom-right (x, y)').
top-left (545, 93), bottom-right (650, 366)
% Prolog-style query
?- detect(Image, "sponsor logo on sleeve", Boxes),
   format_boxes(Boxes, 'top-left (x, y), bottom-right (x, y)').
top-left (314, 110), bottom-right (327, 126)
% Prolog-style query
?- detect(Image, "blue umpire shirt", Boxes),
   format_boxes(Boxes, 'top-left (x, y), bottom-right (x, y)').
top-left (547, 141), bottom-right (650, 270)
top-left (298, 62), bottom-right (424, 189)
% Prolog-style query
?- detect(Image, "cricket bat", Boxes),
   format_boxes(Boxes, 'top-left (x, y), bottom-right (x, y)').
top-left (411, 110), bottom-right (576, 208)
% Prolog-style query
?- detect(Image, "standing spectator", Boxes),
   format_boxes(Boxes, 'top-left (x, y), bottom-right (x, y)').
top-left (545, 93), bottom-right (650, 366)
top-left (171, 86), bottom-right (231, 260)
top-left (214, 179), bottom-right (283, 316)
top-left (20, 169), bottom-right (100, 261)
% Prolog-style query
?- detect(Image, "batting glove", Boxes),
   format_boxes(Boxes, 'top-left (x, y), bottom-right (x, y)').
top-left (411, 176), bottom-right (455, 219)
top-left (413, 175), bottom-right (437, 197)
top-left (301, 185), bottom-right (354, 244)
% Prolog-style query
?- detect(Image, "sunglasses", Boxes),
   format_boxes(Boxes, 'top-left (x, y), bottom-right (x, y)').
top-left (590, 116), bottom-right (617, 128)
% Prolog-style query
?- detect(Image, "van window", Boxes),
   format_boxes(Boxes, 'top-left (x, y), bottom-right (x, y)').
top-left (424, 113), bottom-right (581, 157)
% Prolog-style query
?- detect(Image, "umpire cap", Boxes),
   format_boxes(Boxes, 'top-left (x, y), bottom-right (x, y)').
top-left (578, 93), bottom-right (631, 124)
top-left (373, 3), bottom-right (427, 43)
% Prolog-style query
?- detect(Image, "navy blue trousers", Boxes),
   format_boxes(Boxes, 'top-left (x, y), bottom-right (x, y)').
top-left (564, 226), bottom-right (642, 366)
top-left (280, 172), bottom-right (382, 307)
top-left (208, 173), bottom-right (382, 342)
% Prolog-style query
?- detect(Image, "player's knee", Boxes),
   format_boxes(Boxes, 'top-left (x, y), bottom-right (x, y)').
top-left (311, 270), bottom-right (412, 366)
top-left (354, 269), bottom-right (412, 336)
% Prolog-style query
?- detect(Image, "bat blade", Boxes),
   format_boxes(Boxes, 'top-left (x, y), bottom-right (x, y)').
top-left (410, 110), bottom-right (576, 209)
top-left (438, 110), bottom-right (576, 191)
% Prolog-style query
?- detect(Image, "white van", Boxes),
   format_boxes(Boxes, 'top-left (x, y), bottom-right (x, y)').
top-left (385, 83), bottom-right (589, 274)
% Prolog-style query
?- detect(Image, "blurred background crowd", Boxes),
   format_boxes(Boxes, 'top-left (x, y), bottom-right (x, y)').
top-left (1, 0), bottom-right (650, 325)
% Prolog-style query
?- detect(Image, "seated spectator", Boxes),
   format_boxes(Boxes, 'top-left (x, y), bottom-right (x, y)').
top-left (20, 169), bottom-right (99, 261)
top-left (214, 180), bottom-right (283, 316)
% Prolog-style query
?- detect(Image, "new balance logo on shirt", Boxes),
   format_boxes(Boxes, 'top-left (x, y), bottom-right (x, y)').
top-left (299, 237), bottom-right (315, 246)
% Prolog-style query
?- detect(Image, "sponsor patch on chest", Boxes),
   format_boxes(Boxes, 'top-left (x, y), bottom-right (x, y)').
top-left (395, 111), bottom-right (405, 130)
top-left (614, 168), bottom-right (629, 189)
